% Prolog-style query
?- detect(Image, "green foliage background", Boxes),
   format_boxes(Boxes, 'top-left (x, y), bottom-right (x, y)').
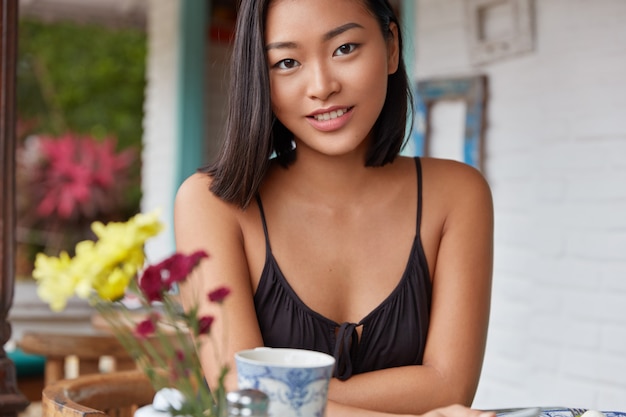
top-left (17, 18), bottom-right (147, 211)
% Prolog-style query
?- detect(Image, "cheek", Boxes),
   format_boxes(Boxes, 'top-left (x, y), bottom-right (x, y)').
top-left (269, 78), bottom-right (294, 115)
top-left (345, 48), bottom-right (390, 94)
top-left (350, 60), bottom-right (389, 103)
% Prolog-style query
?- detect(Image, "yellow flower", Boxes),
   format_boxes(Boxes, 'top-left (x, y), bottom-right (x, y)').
top-left (129, 210), bottom-right (164, 241)
top-left (72, 240), bottom-right (101, 298)
top-left (32, 251), bottom-right (70, 281)
top-left (32, 252), bottom-right (77, 312)
top-left (89, 212), bottom-right (162, 278)
top-left (94, 266), bottom-right (133, 301)
top-left (92, 210), bottom-right (163, 253)
top-left (33, 209), bottom-right (164, 311)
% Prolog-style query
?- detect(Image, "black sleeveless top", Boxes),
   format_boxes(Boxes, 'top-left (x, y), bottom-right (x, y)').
top-left (253, 157), bottom-right (432, 380)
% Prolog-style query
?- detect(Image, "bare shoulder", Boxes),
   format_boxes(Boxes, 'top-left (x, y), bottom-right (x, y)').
top-left (174, 172), bottom-right (244, 252)
top-left (418, 157), bottom-right (493, 232)
top-left (419, 157), bottom-right (492, 208)
top-left (175, 172), bottom-right (241, 218)
top-left (176, 172), bottom-right (214, 202)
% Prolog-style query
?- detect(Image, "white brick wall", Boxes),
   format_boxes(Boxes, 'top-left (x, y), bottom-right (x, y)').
top-left (415, 0), bottom-right (626, 410)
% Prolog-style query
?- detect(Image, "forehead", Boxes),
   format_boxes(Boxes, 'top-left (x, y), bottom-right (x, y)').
top-left (265, 0), bottom-right (376, 40)
top-left (267, 0), bottom-right (370, 13)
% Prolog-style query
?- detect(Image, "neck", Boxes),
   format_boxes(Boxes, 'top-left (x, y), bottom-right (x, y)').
top-left (282, 150), bottom-right (380, 207)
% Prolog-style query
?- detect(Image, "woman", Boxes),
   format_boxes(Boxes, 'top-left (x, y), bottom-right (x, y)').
top-left (174, 0), bottom-right (494, 416)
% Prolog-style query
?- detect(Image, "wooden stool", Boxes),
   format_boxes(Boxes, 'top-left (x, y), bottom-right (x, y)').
top-left (18, 332), bottom-right (137, 387)
top-left (41, 370), bottom-right (155, 417)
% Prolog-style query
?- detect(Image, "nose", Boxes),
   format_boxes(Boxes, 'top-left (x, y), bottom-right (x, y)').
top-left (306, 61), bottom-right (340, 101)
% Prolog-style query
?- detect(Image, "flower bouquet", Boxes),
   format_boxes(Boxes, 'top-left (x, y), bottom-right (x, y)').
top-left (32, 211), bottom-right (229, 417)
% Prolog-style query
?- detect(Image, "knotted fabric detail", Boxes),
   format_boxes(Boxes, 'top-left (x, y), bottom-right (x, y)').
top-left (332, 322), bottom-right (359, 380)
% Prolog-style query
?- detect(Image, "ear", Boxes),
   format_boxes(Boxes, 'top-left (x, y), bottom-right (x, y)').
top-left (387, 22), bottom-right (400, 75)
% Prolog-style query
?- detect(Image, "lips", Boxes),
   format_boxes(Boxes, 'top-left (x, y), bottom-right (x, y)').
top-left (310, 107), bottom-right (350, 122)
top-left (306, 106), bottom-right (354, 132)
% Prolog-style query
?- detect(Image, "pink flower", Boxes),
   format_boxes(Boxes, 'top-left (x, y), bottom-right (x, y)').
top-left (197, 315), bottom-right (215, 335)
top-left (208, 286), bottom-right (231, 303)
top-left (135, 316), bottom-right (158, 339)
top-left (28, 134), bottom-right (136, 220)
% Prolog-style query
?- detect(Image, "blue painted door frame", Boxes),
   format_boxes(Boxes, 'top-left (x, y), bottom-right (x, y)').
top-left (176, 0), bottom-right (209, 189)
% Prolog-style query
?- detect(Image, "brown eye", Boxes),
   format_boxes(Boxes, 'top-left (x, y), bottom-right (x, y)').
top-left (334, 43), bottom-right (358, 56)
top-left (274, 58), bottom-right (300, 70)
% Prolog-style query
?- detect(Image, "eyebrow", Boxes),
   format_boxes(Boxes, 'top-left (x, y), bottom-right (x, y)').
top-left (265, 22), bottom-right (365, 51)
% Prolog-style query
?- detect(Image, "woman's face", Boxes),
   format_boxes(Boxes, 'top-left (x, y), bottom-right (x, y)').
top-left (265, 0), bottom-right (399, 160)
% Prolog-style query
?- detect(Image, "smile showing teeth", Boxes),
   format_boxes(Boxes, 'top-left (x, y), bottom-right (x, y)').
top-left (313, 108), bottom-right (348, 122)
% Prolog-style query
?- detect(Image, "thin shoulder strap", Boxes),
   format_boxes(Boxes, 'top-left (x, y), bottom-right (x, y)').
top-left (414, 157), bottom-right (423, 233)
top-left (255, 194), bottom-right (272, 250)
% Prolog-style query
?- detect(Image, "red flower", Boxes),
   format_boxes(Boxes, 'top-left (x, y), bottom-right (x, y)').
top-left (158, 250), bottom-right (209, 285)
top-left (171, 250), bottom-right (208, 283)
top-left (208, 286), bottom-right (231, 303)
top-left (135, 316), bottom-right (158, 339)
top-left (197, 315), bottom-right (215, 335)
top-left (138, 264), bottom-right (169, 302)
top-left (138, 251), bottom-right (209, 303)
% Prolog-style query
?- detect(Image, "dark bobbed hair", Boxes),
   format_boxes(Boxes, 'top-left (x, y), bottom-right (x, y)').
top-left (202, 0), bottom-right (414, 208)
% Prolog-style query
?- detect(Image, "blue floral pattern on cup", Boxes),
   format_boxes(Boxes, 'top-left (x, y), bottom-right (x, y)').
top-left (236, 348), bottom-right (335, 417)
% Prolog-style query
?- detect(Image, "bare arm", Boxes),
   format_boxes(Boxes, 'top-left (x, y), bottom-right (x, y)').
top-left (174, 173), bottom-right (264, 390)
top-left (326, 159), bottom-right (494, 414)
top-left (328, 402), bottom-right (496, 417)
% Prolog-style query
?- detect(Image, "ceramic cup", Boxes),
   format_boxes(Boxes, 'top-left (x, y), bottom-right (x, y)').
top-left (235, 347), bottom-right (336, 417)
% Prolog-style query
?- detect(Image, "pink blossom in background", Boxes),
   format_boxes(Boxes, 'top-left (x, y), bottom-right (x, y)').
top-left (27, 133), bottom-right (137, 220)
